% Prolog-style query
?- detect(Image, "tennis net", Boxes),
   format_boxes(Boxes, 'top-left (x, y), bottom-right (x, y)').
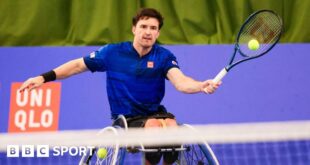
top-left (1, 120), bottom-right (309, 165)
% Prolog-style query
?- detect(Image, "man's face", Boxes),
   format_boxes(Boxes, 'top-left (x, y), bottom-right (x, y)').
top-left (132, 17), bottom-right (160, 48)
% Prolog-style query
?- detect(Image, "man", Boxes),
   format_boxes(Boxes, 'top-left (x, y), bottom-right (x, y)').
top-left (19, 8), bottom-right (220, 165)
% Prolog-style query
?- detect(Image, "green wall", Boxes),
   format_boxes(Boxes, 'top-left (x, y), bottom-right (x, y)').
top-left (0, 0), bottom-right (309, 46)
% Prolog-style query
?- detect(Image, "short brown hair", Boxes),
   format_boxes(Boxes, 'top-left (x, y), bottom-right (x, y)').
top-left (132, 8), bottom-right (164, 29)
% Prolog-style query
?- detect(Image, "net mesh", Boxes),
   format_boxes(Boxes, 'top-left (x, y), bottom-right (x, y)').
top-left (238, 10), bottom-right (283, 57)
top-left (1, 121), bottom-right (309, 165)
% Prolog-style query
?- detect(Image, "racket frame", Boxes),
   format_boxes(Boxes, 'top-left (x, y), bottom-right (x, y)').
top-left (213, 10), bottom-right (283, 83)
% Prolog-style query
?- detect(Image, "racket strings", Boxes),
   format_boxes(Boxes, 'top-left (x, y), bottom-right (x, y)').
top-left (241, 13), bottom-right (281, 52)
top-left (238, 11), bottom-right (282, 57)
top-left (242, 15), bottom-right (279, 48)
top-left (243, 13), bottom-right (281, 43)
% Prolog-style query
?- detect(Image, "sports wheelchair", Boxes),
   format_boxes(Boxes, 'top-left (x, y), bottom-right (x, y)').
top-left (79, 115), bottom-right (219, 165)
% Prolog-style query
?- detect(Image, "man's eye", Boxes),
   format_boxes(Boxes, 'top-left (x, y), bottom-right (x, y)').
top-left (151, 26), bottom-right (158, 30)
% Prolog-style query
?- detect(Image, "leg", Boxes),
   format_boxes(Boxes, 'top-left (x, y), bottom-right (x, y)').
top-left (144, 118), bottom-right (179, 165)
top-left (163, 118), bottom-right (178, 127)
top-left (162, 119), bottom-right (179, 165)
top-left (144, 118), bottom-right (163, 128)
top-left (144, 118), bottom-right (177, 128)
top-left (144, 119), bottom-right (163, 165)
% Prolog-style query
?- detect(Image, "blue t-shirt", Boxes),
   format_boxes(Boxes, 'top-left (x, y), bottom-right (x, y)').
top-left (83, 41), bottom-right (179, 118)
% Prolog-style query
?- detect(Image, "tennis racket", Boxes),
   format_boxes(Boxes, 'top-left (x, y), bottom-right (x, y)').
top-left (213, 10), bottom-right (283, 83)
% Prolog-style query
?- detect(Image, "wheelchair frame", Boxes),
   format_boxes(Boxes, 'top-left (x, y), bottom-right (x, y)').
top-left (79, 115), bottom-right (219, 165)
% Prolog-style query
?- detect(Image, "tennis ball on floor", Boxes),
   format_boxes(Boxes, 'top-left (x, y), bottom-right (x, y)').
top-left (248, 39), bottom-right (260, 50)
top-left (97, 148), bottom-right (108, 159)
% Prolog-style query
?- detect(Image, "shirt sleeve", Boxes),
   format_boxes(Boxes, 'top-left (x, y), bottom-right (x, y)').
top-left (83, 45), bottom-right (110, 72)
top-left (163, 53), bottom-right (180, 77)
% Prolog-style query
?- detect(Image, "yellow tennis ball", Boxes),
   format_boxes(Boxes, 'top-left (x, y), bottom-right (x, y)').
top-left (248, 39), bottom-right (260, 50)
top-left (97, 148), bottom-right (108, 159)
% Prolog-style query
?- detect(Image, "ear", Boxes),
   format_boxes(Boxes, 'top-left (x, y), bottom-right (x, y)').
top-left (132, 26), bottom-right (136, 35)
top-left (155, 30), bottom-right (160, 39)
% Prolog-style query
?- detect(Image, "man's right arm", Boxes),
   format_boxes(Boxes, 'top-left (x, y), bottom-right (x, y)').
top-left (19, 58), bottom-right (88, 92)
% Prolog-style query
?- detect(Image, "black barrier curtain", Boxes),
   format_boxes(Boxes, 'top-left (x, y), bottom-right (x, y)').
top-left (0, 0), bottom-right (309, 46)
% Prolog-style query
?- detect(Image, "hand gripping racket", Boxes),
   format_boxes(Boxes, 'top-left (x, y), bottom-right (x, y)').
top-left (213, 10), bottom-right (283, 83)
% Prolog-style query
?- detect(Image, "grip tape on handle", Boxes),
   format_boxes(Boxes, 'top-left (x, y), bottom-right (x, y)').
top-left (213, 68), bottom-right (227, 83)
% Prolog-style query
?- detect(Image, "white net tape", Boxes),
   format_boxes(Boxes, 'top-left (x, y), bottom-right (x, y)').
top-left (1, 120), bottom-right (310, 151)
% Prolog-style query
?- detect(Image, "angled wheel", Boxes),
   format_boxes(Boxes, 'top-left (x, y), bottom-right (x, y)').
top-left (176, 124), bottom-right (219, 165)
top-left (79, 126), bottom-right (125, 165)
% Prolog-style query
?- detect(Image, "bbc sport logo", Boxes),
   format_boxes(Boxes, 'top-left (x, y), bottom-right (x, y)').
top-left (7, 145), bottom-right (95, 157)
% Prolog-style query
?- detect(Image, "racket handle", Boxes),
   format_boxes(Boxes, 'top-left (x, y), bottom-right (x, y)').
top-left (213, 68), bottom-right (227, 83)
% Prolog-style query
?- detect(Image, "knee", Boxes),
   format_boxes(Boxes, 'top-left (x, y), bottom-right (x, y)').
top-left (144, 118), bottom-right (161, 128)
top-left (165, 118), bottom-right (178, 127)
top-left (144, 118), bottom-right (178, 128)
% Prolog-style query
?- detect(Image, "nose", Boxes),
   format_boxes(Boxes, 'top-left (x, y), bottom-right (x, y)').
top-left (145, 27), bottom-right (151, 35)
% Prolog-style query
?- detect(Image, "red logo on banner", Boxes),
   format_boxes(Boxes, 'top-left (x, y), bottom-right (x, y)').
top-left (8, 82), bottom-right (61, 133)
